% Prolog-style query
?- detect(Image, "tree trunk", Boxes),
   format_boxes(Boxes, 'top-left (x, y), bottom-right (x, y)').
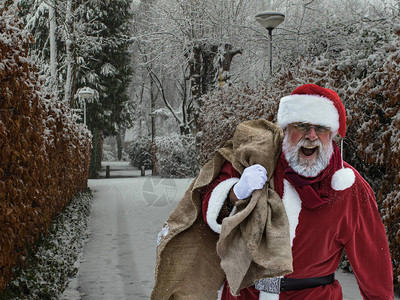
top-left (89, 128), bottom-right (99, 179)
top-left (150, 77), bottom-right (156, 142)
top-left (116, 127), bottom-right (125, 161)
top-left (64, 0), bottom-right (75, 106)
top-left (187, 43), bottom-right (241, 170)
top-left (150, 77), bottom-right (158, 175)
top-left (48, 1), bottom-right (58, 99)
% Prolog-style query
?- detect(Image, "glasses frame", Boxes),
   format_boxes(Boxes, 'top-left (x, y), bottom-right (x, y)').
top-left (291, 123), bottom-right (330, 134)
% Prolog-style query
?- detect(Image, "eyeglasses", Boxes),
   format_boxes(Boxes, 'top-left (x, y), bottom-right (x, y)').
top-left (291, 123), bottom-right (330, 134)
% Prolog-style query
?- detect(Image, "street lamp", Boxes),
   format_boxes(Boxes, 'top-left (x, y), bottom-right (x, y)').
top-left (78, 87), bottom-right (94, 125)
top-left (255, 11), bottom-right (285, 77)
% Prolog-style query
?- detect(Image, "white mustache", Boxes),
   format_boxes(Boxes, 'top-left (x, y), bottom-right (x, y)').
top-left (297, 139), bottom-right (321, 149)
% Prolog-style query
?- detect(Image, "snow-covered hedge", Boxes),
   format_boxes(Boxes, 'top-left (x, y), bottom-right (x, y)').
top-left (0, 189), bottom-right (93, 299)
top-left (127, 137), bottom-right (153, 169)
top-left (155, 134), bottom-right (197, 178)
top-left (199, 82), bottom-right (294, 165)
top-left (347, 29), bottom-right (400, 289)
top-left (0, 6), bottom-right (91, 290)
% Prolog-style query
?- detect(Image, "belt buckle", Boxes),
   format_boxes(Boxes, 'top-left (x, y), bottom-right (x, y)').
top-left (255, 277), bottom-right (281, 294)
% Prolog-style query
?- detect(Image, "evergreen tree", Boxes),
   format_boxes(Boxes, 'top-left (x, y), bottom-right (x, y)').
top-left (15, 0), bottom-right (134, 169)
top-left (76, 0), bottom-right (134, 171)
top-left (76, 0), bottom-right (133, 134)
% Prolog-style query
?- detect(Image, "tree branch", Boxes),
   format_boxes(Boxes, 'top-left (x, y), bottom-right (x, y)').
top-left (146, 66), bottom-right (182, 125)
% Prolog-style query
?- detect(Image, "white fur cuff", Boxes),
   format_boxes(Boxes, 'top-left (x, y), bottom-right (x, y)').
top-left (206, 177), bottom-right (239, 233)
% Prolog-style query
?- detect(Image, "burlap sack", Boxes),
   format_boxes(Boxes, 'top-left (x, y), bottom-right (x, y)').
top-left (151, 119), bottom-right (292, 299)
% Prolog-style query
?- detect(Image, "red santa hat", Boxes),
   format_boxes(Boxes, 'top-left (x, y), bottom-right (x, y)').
top-left (277, 84), bottom-right (347, 137)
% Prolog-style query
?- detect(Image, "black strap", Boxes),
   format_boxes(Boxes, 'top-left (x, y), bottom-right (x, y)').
top-left (280, 273), bottom-right (335, 292)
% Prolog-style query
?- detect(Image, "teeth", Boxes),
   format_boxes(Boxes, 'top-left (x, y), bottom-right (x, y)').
top-left (303, 146), bottom-right (316, 149)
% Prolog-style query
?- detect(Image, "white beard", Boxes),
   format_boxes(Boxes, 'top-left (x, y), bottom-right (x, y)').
top-left (282, 134), bottom-right (334, 178)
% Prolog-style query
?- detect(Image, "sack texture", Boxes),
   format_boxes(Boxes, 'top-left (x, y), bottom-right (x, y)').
top-left (151, 119), bottom-right (292, 299)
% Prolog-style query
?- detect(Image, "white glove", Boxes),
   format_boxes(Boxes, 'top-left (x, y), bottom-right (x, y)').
top-left (233, 164), bottom-right (268, 200)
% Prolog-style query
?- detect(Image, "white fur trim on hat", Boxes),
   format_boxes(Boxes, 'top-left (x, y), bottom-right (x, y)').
top-left (277, 94), bottom-right (340, 131)
top-left (331, 168), bottom-right (355, 191)
top-left (206, 177), bottom-right (239, 234)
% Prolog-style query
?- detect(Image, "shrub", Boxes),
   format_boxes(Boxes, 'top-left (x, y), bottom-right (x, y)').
top-left (199, 83), bottom-right (294, 165)
top-left (127, 137), bottom-right (152, 169)
top-left (0, 189), bottom-right (93, 299)
top-left (155, 134), bottom-right (196, 178)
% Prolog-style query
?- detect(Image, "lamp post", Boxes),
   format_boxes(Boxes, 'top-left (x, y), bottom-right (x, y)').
top-left (255, 11), bottom-right (285, 77)
top-left (78, 87), bottom-right (94, 125)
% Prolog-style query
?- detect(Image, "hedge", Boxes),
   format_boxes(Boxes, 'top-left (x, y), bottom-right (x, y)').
top-left (0, 189), bottom-right (93, 299)
top-left (0, 6), bottom-right (91, 290)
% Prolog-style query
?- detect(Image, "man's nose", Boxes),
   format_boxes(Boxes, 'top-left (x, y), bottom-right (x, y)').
top-left (305, 127), bottom-right (318, 141)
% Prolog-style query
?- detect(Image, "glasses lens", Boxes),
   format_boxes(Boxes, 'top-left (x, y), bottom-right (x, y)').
top-left (294, 123), bottom-right (329, 133)
top-left (295, 124), bottom-right (309, 132)
top-left (316, 126), bottom-right (329, 133)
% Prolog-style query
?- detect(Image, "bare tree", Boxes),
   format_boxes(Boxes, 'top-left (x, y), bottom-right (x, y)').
top-left (131, 0), bottom-right (252, 136)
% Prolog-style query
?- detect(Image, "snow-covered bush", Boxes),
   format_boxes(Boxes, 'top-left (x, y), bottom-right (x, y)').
top-left (102, 149), bottom-right (116, 161)
top-left (155, 134), bottom-right (196, 178)
top-left (346, 28), bottom-right (400, 289)
top-left (0, 189), bottom-right (93, 299)
top-left (127, 137), bottom-right (152, 169)
top-left (199, 83), bottom-right (293, 165)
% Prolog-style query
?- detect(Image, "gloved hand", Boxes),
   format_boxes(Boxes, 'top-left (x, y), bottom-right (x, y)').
top-left (233, 164), bottom-right (268, 200)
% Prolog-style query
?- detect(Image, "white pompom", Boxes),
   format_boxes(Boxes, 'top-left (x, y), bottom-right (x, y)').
top-left (331, 168), bottom-right (355, 191)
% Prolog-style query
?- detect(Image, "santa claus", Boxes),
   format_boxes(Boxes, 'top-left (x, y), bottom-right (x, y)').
top-left (202, 84), bottom-right (394, 299)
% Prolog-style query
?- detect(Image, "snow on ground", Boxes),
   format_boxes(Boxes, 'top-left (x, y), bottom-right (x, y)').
top-left (62, 161), bottom-right (396, 299)
top-left (62, 161), bottom-right (193, 299)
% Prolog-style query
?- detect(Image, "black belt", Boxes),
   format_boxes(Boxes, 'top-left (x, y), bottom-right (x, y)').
top-left (255, 273), bottom-right (335, 294)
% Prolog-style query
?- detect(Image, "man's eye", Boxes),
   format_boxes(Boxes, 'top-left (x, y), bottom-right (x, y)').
top-left (299, 124), bottom-right (309, 130)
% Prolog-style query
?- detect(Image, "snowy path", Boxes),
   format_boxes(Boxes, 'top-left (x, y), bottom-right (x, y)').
top-left (72, 164), bottom-right (192, 299)
top-left (58, 161), bottom-right (191, 299)
top-left (62, 161), bottom-right (396, 299)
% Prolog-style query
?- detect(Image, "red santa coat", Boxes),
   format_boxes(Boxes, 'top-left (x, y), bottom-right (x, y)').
top-left (202, 159), bottom-right (394, 300)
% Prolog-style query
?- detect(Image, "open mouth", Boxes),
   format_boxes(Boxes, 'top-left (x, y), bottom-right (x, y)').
top-left (301, 146), bottom-right (318, 157)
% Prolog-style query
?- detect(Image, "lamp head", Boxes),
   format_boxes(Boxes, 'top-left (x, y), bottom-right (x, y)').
top-left (255, 11), bottom-right (285, 30)
top-left (78, 87), bottom-right (94, 99)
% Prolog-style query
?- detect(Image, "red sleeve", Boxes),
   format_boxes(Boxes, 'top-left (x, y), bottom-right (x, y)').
top-left (201, 161), bottom-right (240, 224)
top-left (344, 177), bottom-right (394, 299)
